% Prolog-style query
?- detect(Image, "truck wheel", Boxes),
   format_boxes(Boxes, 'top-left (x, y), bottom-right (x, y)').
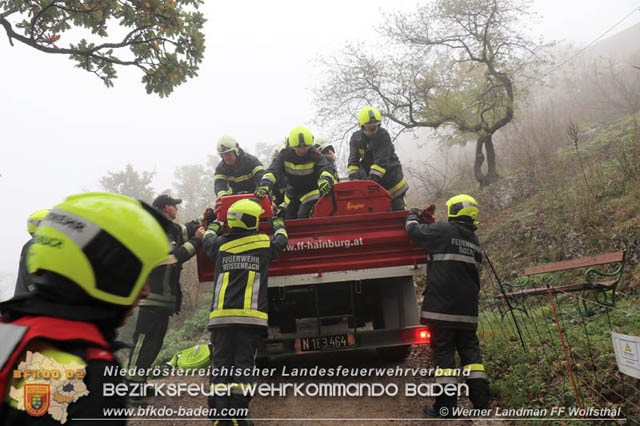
top-left (377, 345), bottom-right (412, 362)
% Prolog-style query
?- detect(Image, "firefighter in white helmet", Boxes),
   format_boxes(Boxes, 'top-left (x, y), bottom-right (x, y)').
top-left (214, 135), bottom-right (265, 198)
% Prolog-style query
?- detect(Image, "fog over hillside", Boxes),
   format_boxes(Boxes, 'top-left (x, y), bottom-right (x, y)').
top-left (1, 3), bottom-right (639, 299)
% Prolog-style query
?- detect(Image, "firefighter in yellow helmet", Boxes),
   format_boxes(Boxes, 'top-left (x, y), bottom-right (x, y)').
top-left (203, 198), bottom-right (288, 424)
top-left (13, 209), bottom-right (50, 297)
top-left (0, 193), bottom-right (171, 425)
top-left (256, 126), bottom-right (335, 218)
top-left (348, 106), bottom-right (408, 210)
top-left (405, 194), bottom-right (489, 417)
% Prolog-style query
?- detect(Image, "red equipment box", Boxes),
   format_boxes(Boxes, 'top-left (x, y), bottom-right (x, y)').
top-left (214, 194), bottom-right (273, 222)
top-left (312, 181), bottom-right (391, 217)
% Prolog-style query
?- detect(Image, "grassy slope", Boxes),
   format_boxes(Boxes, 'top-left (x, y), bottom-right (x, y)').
top-left (474, 112), bottom-right (640, 418)
top-left (147, 115), bottom-right (640, 415)
top-left (152, 302), bottom-right (210, 367)
top-left (478, 112), bottom-right (640, 290)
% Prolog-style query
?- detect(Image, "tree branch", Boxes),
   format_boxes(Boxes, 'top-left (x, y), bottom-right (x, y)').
top-left (30, 1), bottom-right (58, 40)
top-left (1, 16), bottom-right (146, 68)
top-left (0, 7), bottom-right (18, 19)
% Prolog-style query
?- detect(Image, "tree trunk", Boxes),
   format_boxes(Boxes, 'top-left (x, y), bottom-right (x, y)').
top-left (485, 134), bottom-right (498, 183)
top-left (474, 134), bottom-right (498, 188)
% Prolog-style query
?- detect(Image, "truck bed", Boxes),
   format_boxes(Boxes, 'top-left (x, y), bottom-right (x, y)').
top-left (197, 210), bottom-right (427, 285)
top-left (195, 182), bottom-right (430, 359)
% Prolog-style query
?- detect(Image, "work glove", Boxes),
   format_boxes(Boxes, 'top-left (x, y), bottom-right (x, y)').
top-left (408, 207), bottom-right (423, 218)
top-left (421, 204), bottom-right (436, 224)
top-left (217, 190), bottom-right (231, 197)
top-left (255, 185), bottom-right (270, 200)
top-left (204, 208), bottom-right (217, 225)
top-left (368, 174), bottom-right (381, 184)
top-left (270, 216), bottom-right (285, 230)
top-left (318, 178), bottom-right (333, 197)
top-left (213, 198), bottom-right (224, 215)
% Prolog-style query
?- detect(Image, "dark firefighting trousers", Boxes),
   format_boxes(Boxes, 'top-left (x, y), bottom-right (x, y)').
top-left (126, 306), bottom-right (171, 382)
top-left (208, 326), bottom-right (263, 422)
top-left (429, 325), bottom-right (490, 416)
top-left (284, 185), bottom-right (319, 219)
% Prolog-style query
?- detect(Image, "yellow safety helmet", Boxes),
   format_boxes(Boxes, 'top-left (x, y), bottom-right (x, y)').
top-left (358, 106), bottom-right (382, 127)
top-left (287, 126), bottom-right (314, 148)
top-left (227, 198), bottom-right (263, 231)
top-left (27, 192), bottom-right (171, 306)
top-left (216, 135), bottom-right (240, 155)
top-left (446, 194), bottom-right (479, 221)
top-left (27, 209), bottom-right (50, 235)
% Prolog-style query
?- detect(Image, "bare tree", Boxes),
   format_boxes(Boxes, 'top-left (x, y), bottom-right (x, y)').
top-left (587, 56), bottom-right (640, 116)
top-left (316, 0), bottom-right (550, 187)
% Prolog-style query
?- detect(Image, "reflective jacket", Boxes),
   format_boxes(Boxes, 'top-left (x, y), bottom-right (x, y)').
top-left (214, 149), bottom-right (265, 197)
top-left (203, 225), bottom-right (288, 329)
top-left (316, 143), bottom-right (340, 182)
top-left (0, 316), bottom-right (125, 425)
top-left (139, 221), bottom-right (201, 314)
top-left (348, 128), bottom-right (408, 199)
top-left (405, 213), bottom-right (482, 330)
top-left (261, 147), bottom-right (335, 197)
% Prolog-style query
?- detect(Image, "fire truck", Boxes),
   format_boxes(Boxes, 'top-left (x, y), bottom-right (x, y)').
top-left (196, 181), bottom-right (430, 362)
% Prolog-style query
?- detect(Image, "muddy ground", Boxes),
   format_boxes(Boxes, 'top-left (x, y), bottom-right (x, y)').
top-left (127, 344), bottom-right (490, 426)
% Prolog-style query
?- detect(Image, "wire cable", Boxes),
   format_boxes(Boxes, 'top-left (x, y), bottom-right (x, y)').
top-left (523, 5), bottom-right (640, 91)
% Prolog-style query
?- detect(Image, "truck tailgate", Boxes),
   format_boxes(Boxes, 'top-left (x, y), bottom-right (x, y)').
top-left (196, 210), bottom-right (427, 284)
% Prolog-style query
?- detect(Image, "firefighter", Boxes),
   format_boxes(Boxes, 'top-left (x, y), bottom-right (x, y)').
top-left (405, 194), bottom-right (490, 417)
top-left (0, 193), bottom-right (171, 425)
top-left (125, 194), bottom-right (205, 397)
top-left (214, 136), bottom-right (265, 198)
top-left (14, 209), bottom-right (50, 297)
top-left (348, 106), bottom-right (408, 211)
top-left (203, 198), bottom-right (288, 424)
top-left (314, 137), bottom-right (339, 182)
top-left (256, 126), bottom-right (335, 219)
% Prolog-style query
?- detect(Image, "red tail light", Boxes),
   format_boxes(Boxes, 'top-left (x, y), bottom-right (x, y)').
top-left (417, 328), bottom-right (430, 343)
top-left (400, 327), bottom-right (430, 343)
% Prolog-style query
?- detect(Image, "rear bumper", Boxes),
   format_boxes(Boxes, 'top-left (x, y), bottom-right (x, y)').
top-left (259, 325), bottom-right (430, 357)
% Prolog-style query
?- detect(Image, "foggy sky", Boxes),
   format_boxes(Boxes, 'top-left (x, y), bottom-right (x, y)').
top-left (1, 1), bottom-right (639, 299)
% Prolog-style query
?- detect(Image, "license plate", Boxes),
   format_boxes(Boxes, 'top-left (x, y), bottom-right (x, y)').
top-left (295, 334), bottom-right (356, 353)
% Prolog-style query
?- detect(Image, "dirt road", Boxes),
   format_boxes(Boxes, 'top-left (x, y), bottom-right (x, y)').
top-left (127, 344), bottom-right (484, 426)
